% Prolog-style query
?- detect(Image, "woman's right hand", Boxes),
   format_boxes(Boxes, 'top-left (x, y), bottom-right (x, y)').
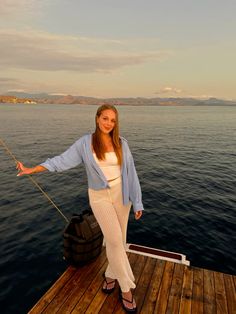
top-left (16, 161), bottom-right (34, 176)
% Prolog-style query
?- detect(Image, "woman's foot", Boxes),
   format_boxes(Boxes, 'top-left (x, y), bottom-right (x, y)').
top-left (120, 289), bottom-right (137, 313)
top-left (102, 276), bottom-right (116, 294)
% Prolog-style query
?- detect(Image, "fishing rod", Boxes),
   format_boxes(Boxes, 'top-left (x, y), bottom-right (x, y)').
top-left (0, 138), bottom-right (69, 223)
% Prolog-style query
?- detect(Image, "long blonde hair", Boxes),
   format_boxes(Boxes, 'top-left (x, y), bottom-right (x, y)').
top-left (92, 104), bottom-right (122, 165)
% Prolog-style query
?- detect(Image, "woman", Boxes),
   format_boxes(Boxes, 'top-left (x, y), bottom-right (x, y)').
top-left (17, 104), bottom-right (143, 313)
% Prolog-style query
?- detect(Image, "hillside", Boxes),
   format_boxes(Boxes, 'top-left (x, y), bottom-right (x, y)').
top-left (0, 95), bottom-right (36, 104)
top-left (1, 93), bottom-right (236, 106)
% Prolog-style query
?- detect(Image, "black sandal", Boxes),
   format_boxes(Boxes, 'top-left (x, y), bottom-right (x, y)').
top-left (102, 275), bottom-right (116, 294)
top-left (119, 289), bottom-right (137, 313)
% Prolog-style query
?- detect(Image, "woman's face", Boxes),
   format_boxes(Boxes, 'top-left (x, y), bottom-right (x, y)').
top-left (96, 109), bottom-right (116, 135)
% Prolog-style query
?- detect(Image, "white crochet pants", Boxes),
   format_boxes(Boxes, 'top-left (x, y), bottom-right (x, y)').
top-left (88, 179), bottom-right (135, 292)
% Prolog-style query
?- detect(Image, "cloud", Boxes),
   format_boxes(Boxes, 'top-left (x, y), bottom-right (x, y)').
top-left (155, 86), bottom-right (183, 95)
top-left (0, 0), bottom-right (37, 16)
top-left (0, 29), bottom-right (169, 73)
top-left (0, 77), bottom-right (18, 83)
top-left (0, 77), bottom-right (23, 93)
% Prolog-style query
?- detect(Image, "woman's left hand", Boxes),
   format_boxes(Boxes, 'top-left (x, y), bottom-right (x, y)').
top-left (135, 210), bottom-right (143, 220)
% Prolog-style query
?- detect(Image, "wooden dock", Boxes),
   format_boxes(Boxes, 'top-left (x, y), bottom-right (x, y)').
top-left (28, 248), bottom-right (236, 314)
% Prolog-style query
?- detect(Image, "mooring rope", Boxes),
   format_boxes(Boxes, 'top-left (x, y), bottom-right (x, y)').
top-left (0, 138), bottom-right (69, 223)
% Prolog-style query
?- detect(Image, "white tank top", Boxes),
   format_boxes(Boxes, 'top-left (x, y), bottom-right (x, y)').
top-left (93, 152), bottom-right (121, 181)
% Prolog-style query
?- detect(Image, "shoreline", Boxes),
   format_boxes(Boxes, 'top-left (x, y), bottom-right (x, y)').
top-left (1, 95), bottom-right (236, 107)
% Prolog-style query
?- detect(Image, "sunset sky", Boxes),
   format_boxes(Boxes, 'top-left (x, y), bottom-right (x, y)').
top-left (0, 0), bottom-right (235, 99)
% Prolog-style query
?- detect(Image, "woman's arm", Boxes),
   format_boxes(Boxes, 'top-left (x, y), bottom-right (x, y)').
top-left (16, 137), bottom-right (84, 176)
top-left (16, 161), bottom-right (47, 176)
top-left (40, 138), bottom-right (83, 172)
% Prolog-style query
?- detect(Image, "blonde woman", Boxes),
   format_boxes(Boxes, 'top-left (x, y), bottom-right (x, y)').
top-left (17, 104), bottom-right (144, 313)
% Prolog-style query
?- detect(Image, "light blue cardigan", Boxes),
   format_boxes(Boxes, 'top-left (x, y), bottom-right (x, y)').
top-left (40, 134), bottom-right (144, 212)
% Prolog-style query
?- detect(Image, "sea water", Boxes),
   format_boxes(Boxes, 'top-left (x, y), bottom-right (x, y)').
top-left (0, 104), bottom-right (235, 313)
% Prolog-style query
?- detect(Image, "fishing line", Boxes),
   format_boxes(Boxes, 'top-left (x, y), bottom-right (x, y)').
top-left (0, 138), bottom-right (69, 223)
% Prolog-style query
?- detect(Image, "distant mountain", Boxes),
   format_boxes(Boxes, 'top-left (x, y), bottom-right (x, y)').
top-left (1, 92), bottom-right (236, 106)
top-left (195, 97), bottom-right (236, 106)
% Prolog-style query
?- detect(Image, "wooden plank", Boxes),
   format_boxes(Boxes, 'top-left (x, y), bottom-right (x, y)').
top-left (28, 247), bottom-right (236, 314)
top-left (214, 271), bottom-right (228, 314)
top-left (42, 251), bottom-right (107, 314)
top-left (28, 265), bottom-right (77, 314)
top-left (214, 272), bottom-right (228, 314)
top-left (132, 254), bottom-right (148, 284)
top-left (179, 265), bottom-right (193, 314)
top-left (98, 287), bottom-right (120, 314)
top-left (203, 269), bottom-right (216, 314)
top-left (74, 252), bottom-right (133, 314)
top-left (140, 259), bottom-right (166, 314)
top-left (84, 289), bottom-right (107, 314)
top-left (60, 258), bottom-right (107, 313)
top-left (224, 274), bottom-right (236, 314)
top-left (153, 261), bottom-right (175, 314)
top-left (134, 257), bottom-right (157, 310)
top-left (191, 267), bottom-right (204, 314)
top-left (99, 253), bottom-right (137, 314)
top-left (166, 263), bottom-right (184, 314)
top-left (86, 252), bottom-right (143, 314)
top-left (113, 254), bottom-right (147, 313)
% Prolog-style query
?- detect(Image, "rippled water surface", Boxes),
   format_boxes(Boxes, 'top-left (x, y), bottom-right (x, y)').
top-left (0, 104), bottom-right (236, 313)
